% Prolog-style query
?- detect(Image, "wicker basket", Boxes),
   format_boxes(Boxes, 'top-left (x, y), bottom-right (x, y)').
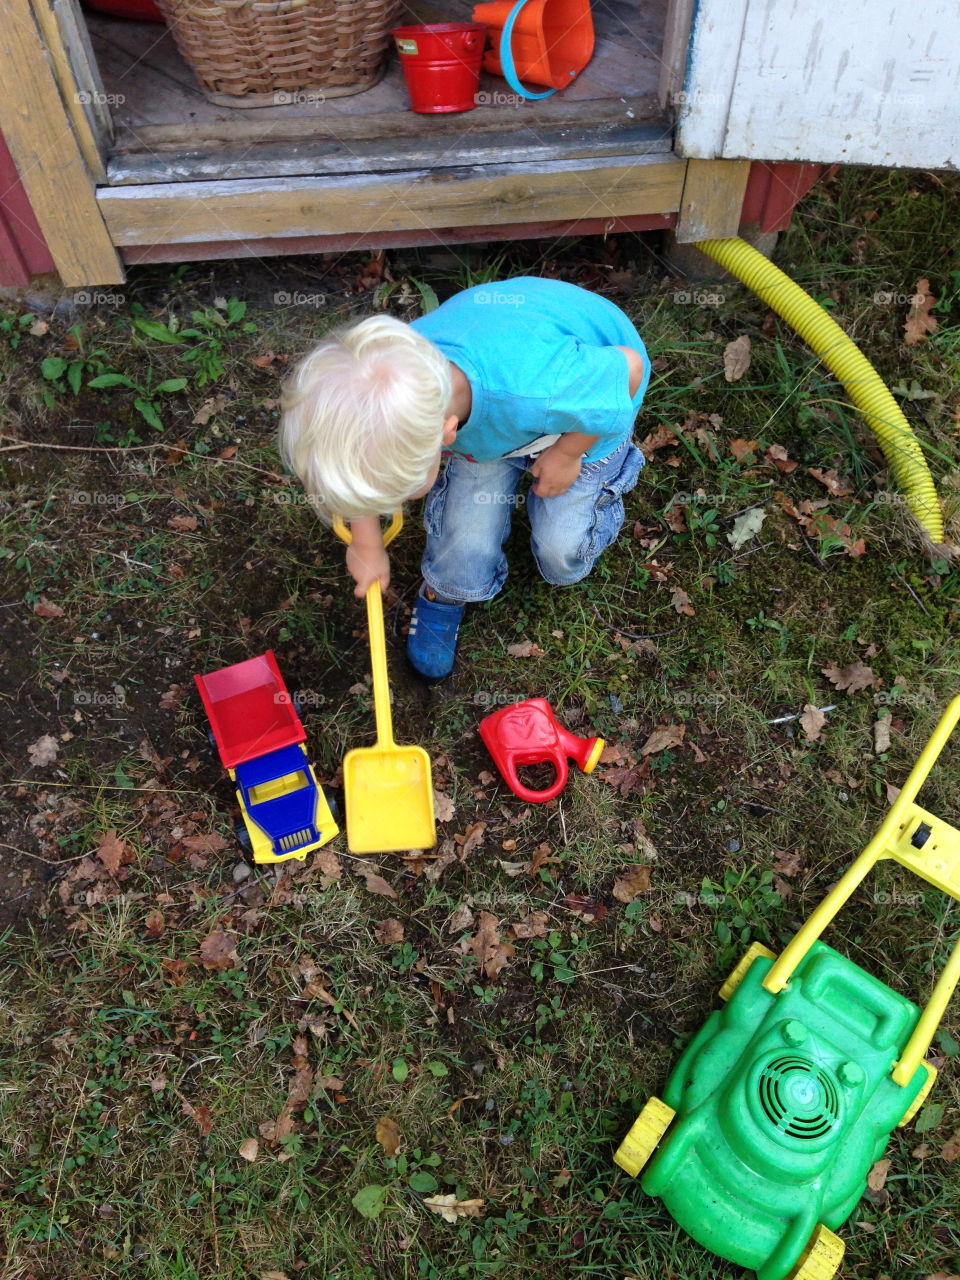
top-left (155, 0), bottom-right (405, 106)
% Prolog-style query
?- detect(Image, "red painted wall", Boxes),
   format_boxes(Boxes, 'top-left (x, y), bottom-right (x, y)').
top-left (0, 133), bottom-right (56, 287)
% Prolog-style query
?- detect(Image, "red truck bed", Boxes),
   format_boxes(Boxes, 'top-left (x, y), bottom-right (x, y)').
top-left (194, 650), bottom-right (305, 769)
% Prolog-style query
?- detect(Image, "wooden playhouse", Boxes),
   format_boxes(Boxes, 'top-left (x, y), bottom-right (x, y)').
top-left (0, 0), bottom-right (956, 288)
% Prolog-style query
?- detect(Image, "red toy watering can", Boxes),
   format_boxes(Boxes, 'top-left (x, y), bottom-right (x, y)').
top-left (478, 697), bottom-right (604, 802)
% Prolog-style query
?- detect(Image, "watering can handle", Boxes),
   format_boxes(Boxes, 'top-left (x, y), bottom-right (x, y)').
top-left (497, 743), bottom-right (570, 803)
top-left (498, 0), bottom-right (557, 101)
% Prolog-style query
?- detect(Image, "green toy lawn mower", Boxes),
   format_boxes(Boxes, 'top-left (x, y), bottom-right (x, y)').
top-left (615, 695), bottom-right (960, 1280)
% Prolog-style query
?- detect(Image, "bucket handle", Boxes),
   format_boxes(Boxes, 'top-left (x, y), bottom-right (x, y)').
top-left (498, 0), bottom-right (557, 101)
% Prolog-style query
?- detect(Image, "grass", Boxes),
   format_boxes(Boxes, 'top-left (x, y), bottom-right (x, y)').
top-left (0, 165), bottom-right (959, 1279)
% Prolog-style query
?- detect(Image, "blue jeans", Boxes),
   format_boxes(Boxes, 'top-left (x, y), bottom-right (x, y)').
top-left (421, 439), bottom-right (644, 603)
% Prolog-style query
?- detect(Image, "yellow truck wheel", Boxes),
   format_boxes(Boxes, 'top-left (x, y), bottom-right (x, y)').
top-left (785, 1224), bottom-right (844, 1280)
top-left (613, 1096), bottom-right (675, 1178)
top-left (898, 1059), bottom-right (938, 1128)
top-left (719, 941), bottom-right (777, 1001)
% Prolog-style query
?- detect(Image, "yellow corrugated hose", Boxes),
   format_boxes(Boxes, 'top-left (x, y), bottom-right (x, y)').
top-left (694, 236), bottom-right (944, 542)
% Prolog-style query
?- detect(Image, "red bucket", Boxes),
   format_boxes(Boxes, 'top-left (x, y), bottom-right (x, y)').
top-left (391, 23), bottom-right (487, 113)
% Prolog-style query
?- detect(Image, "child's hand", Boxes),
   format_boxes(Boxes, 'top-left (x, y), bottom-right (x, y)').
top-left (530, 444), bottom-right (584, 498)
top-left (346, 542), bottom-right (390, 597)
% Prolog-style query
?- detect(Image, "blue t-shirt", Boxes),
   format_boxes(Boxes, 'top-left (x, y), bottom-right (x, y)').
top-left (411, 276), bottom-right (650, 464)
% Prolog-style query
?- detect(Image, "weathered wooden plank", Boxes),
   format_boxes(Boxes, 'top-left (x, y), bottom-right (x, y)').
top-left (111, 93), bottom-right (663, 152)
top-left (659, 0), bottom-right (695, 109)
top-left (0, 0), bottom-right (123, 285)
top-left (675, 157), bottom-right (750, 241)
top-left (29, 0), bottom-right (112, 178)
top-left (106, 118), bottom-right (673, 184)
top-left (99, 154), bottom-right (686, 246)
top-left (120, 211), bottom-right (675, 264)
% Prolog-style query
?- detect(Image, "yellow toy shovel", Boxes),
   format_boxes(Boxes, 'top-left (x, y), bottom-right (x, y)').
top-left (333, 513), bottom-right (436, 853)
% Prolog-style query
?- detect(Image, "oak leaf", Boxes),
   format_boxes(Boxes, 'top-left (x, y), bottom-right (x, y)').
top-left (903, 279), bottom-right (938, 346)
top-left (640, 724), bottom-right (685, 755)
top-left (461, 911), bottom-right (514, 980)
top-left (374, 918), bottom-right (405, 944)
top-left (822, 660), bottom-right (878, 694)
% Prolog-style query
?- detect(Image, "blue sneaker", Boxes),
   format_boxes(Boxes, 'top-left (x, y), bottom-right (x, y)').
top-left (407, 588), bottom-right (465, 680)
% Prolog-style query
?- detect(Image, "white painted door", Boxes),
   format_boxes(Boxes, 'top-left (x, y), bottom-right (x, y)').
top-left (675, 0), bottom-right (959, 167)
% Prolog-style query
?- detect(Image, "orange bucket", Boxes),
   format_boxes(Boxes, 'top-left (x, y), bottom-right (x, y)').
top-left (472, 0), bottom-right (593, 97)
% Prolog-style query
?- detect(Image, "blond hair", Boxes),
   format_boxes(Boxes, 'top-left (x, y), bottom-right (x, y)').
top-left (278, 314), bottom-right (452, 522)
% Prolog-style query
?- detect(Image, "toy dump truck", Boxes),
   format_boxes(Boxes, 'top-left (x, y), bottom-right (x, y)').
top-left (195, 650), bottom-right (338, 864)
top-left (615, 695), bottom-right (960, 1280)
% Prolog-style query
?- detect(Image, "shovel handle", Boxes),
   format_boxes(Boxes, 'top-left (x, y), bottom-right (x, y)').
top-left (332, 511), bottom-right (404, 548)
top-left (332, 513), bottom-right (402, 751)
top-left (364, 579), bottom-right (395, 750)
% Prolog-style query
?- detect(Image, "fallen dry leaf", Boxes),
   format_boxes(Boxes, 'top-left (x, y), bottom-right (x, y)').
top-left (729, 438), bottom-right (759, 465)
top-left (461, 911), bottom-right (514, 980)
top-left (508, 911), bottom-right (549, 939)
top-left (940, 1130), bottom-right (960, 1163)
top-left (765, 444), bottom-right (797, 474)
top-left (33, 597), bottom-right (65, 618)
top-left (867, 1157), bottom-right (891, 1191)
top-left (670, 586), bottom-right (695, 616)
top-left (181, 1099), bottom-right (214, 1136)
top-left (903, 279), bottom-right (938, 346)
top-left (27, 734), bottom-right (59, 767)
top-left (447, 901), bottom-right (475, 934)
top-left (167, 515), bottom-right (198, 532)
top-left (356, 864), bottom-right (398, 899)
top-left (192, 394), bottom-right (229, 426)
top-left (874, 715), bottom-right (892, 754)
top-left (199, 930), bottom-right (240, 971)
top-left (144, 909), bottom-right (165, 939)
top-left (423, 1194), bottom-right (484, 1223)
top-left (772, 849), bottom-right (804, 877)
top-left (96, 828), bottom-right (130, 875)
top-left (238, 1137), bottom-right (259, 1162)
top-left (563, 894), bottom-right (608, 922)
top-left (822, 660), bottom-right (878, 694)
top-left (612, 864), bottom-right (652, 903)
top-left (506, 640), bottom-right (546, 658)
top-left (640, 724), bottom-right (685, 755)
top-left (434, 790), bottom-right (455, 822)
top-left (158, 684), bottom-right (186, 711)
top-left (457, 822), bottom-right (487, 857)
top-left (723, 335), bottom-right (752, 382)
top-left (375, 1116), bottom-right (402, 1157)
top-left (374, 918), bottom-right (405, 945)
top-left (800, 704), bottom-right (826, 742)
top-left (808, 467), bottom-right (853, 497)
top-left (638, 423), bottom-right (677, 454)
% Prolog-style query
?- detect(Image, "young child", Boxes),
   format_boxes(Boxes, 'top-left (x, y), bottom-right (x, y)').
top-left (279, 275), bottom-right (650, 679)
